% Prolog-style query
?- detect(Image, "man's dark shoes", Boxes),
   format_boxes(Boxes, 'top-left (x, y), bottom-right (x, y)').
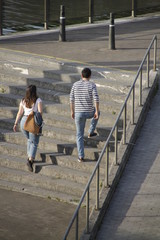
top-left (88, 132), bottom-right (97, 138)
top-left (27, 159), bottom-right (33, 172)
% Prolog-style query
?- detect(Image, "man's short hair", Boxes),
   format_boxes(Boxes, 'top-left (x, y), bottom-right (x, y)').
top-left (82, 68), bottom-right (91, 79)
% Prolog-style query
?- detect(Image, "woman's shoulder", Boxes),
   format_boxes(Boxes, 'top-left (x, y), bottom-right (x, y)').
top-left (36, 97), bottom-right (42, 103)
top-left (20, 98), bottom-right (25, 106)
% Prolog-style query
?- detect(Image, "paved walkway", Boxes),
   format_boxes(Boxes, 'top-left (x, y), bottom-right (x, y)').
top-left (0, 188), bottom-right (81, 240)
top-left (0, 13), bottom-right (160, 72)
top-left (0, 13), bottom-right (160, 240)
top-left (96, 76), bottom-right (160, 240)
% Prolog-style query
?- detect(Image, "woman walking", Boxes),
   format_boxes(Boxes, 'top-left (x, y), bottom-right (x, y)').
top-left (13, 85), bottom-right (43, 172)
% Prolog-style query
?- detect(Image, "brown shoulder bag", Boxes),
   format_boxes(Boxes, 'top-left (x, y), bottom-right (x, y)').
top-left (24, 111), bottom-right (40, 135)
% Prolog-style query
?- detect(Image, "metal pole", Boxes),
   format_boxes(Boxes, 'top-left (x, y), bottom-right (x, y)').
top-left (139, 69), bottom-right (142, 106)
top-left (115, 125), bottom-right (118, 165)
top-left (147, 52), bottom-right (150, 88)
top-left (153, 37), bottom-right (157, 71)
top-left (75, 213), bottom-right (78, 240)
top-left (105, 144), bottom-right (109, 187)
top-left (59, 5), bottom-right (66, 42)
top-left (123, 104), bottom-right (127, 144)
top-left (109, 13), bottom-right (115, 50)
top-left (86, 189), bottom-right (89, 233)
top-left (96, 165), bottom-right (99, 210)
top-left (0, 0), bottom-right (3, 36)
top-left (131, 86), bottom-right (135, 124)
top-left (89, 0), bottom-right (94, 23)
top-left (44, 0), bottom-right (50, 30)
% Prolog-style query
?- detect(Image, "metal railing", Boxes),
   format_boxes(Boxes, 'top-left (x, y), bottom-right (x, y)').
top-left (63, 35), bottom-right (157, 240)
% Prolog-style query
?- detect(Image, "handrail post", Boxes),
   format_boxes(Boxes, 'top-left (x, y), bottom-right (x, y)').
top-left (115, 126), bottom-right (118, 165)
top-left (139, 69), bottom-right (142, 106)
top-left (86, 189), bottom-right (89, 233)
top-left (123, 104), bottom-right (127, 144)
top-left (147, 52), bottom-right (150, 88)
top-left (105, 144), bottom-right (109, 187)
top-left (153, 37), bottom-right (157, 71)
top-left (96, 165), bottom-right (99, 210)
top-left (131, 86), bottom-right (135, 124)
top-left (75, 213), bottom-right (79, 240)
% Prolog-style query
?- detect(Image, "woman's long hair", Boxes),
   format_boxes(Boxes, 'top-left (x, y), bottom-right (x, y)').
top-left (24, 85), bottom-right (38, 108)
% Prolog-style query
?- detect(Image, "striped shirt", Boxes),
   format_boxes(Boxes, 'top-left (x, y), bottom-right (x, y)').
top-left (70, 79), bottom-right (99, 113)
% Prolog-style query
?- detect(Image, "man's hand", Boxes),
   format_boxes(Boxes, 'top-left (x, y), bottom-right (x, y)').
top-left (94, 111), bottom-right (99, 119)
top-left (70, 103), bottom-right (75, 119)
top-left (71, 111), bottom-right (75, 119)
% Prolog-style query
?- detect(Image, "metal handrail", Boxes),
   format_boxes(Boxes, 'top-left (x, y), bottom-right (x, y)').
top-left (63, 35), bottom-right (157, 240)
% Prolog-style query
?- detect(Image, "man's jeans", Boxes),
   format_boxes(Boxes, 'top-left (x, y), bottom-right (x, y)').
top-left (75, 110), bottom-right (99, 159)
top-left (20, 115), bottom-right (40, 159)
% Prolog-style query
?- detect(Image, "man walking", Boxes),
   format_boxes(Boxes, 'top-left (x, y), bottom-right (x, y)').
top-left (70, 68), bottom-right (100, 162)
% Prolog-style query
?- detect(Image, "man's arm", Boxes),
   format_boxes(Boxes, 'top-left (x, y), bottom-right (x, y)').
top-left (94, 102), bottom-right (99, 119)
top-left (70, 85), bottom-right (75, 119)
top-left (70, 102), bottom-right (75, 119)
top-left (92, 84), bottom-right (99, 119)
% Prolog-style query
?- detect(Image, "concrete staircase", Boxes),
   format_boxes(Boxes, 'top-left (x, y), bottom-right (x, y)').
top-left (0, 49), bottom-right (136, 204)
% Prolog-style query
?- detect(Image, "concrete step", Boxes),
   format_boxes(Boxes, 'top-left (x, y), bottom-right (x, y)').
top-left (0, 129), bottom-right (64, 152)
top-left (0, 48), bottom-right (81, 73)
top-left (0, 97), bottom-right (123, 122)
top-left (0, 104), bottom-right (123, 142)
top-left (0, 139), bottom-right (109, 175)
top-left (0, 93), bottom-right (67, 113)
top-left (27, 77), bottom-right (73, 93)
top-left (43, 152), bottom-right (115, 175)
top-left (1, 79), bottom-right (129, 105)
top-left (0, 103), bottom-right (123, 127)
top-left (0, 60), bottom-right (45, 78)
top-left (3, 84), bottom-right (69, 104)
top-left (0, 115), bottom-right (107, 149)
top-left (0, 49), bottom-right (139, 95)
top-left (0, 94), bottom-right (125, 131)
top-left (0, 72), bottom-right (26, 87)
top-left (0, 93), bottom-right (21, 107)
top-left (0, 135), bottom-right (104, 161)
top-left (0, 153), bottom-right (93, 185)
top-left (0, 105), bottom-right (19, 118)
top-left (0, 72), bottom-right (73, 94)
top-left (0, 178), bottom-right (80, 204)
top-left (93, 70), bottom-right (135, 87)
top-left (43, 70), bottom-right (80, 82)
top-left (0, 166), bottom-right (86, 198)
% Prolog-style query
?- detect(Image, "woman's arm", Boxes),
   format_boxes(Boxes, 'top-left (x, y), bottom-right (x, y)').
top-left (38, 101), bottom-right (43, 115)
top-left (13, 104), bottom-right (24, 132)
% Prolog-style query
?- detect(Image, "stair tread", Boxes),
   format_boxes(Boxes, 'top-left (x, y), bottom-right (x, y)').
top-left (0, 92), bottom-right (69, 109)
top-left (0, 153), bottom-right (93, 184)
top-left (0, 166), bottom-right (86, 196)
top-left (0, 150), bottom-right (102, 176)
top-left (0, 141), bottom-right (104, 168)
top-left (0, 179), bottom-right (80, 204)
top-left (0, 115), bottom-right (117, 140)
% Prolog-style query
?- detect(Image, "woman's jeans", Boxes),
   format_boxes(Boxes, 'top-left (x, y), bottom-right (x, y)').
top-left (20, 116), bottom-right (40, 159)
top-left (75, 110), bottom-right (99, 159)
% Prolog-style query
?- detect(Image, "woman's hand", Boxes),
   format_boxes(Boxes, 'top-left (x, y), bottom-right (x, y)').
top-left (13, 124), bottom-right (17, 132)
